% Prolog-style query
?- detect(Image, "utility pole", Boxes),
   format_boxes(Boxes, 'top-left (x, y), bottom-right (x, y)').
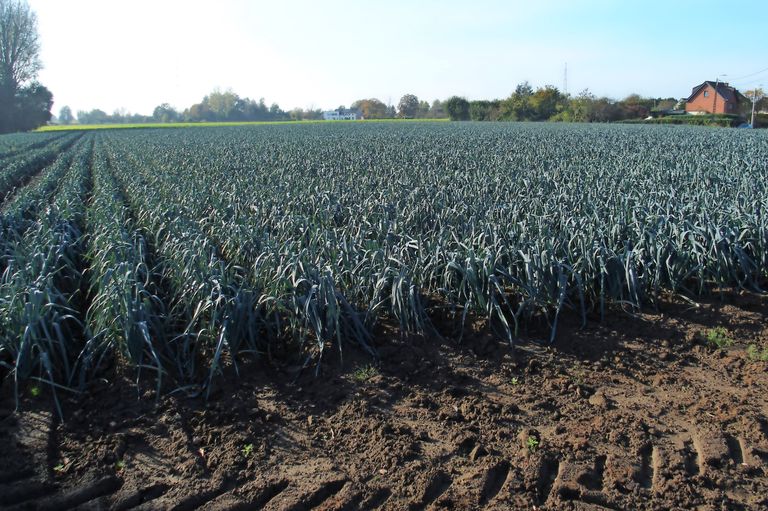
top-left (752, 84), bottom-right (763, 128)
top-left (712, 74), bottom-right (727, 115)
top-left (751, 89), bottom-right (757, 127)
top-left (563, 63), bottom-right (568, 96)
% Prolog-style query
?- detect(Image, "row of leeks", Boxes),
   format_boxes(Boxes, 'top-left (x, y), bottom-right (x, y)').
top-left (99, 123), bottom-right (767, 353)
top-left (0, 122), bottom-right (766, 407)
top-left (0, 138), bottom-right (92, 415)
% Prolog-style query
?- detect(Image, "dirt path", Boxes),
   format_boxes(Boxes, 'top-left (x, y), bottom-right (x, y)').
top-left (2, 292), bottom-right (767, 510)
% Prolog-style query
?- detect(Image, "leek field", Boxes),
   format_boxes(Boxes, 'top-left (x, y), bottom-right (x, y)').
top-left (1, 123), bottom-right (766, 407)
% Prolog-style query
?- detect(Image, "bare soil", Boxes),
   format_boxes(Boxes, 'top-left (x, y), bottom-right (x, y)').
top-left (2, 291), bottom-right (768, 510)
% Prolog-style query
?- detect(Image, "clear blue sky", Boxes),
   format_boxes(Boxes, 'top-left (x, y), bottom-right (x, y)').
top-left (27, 0), bottom-right (768, 115)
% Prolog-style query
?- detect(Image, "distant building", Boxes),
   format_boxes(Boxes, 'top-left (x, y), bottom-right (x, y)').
top-left (323, 108), bottom-right (362, 121)
top-left (685, 81), bottom-right (745, 115)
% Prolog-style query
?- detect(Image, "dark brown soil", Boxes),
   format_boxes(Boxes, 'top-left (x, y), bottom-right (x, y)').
top-left (2, 291), bottom-right (768, 510)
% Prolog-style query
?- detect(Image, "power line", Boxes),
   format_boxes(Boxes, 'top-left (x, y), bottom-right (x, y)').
top-left (731, 72), bottom-right (768, 84)
top-left (728, 66), bottom-right (768, 82)
top-left (730, 76), bottom-right (768, 88)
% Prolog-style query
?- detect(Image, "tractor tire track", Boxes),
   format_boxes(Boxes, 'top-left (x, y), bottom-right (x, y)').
top-left (109, 482), bottom-right (169, 511)
top-left (479, 460), bottom-right (510, 505)
top-left (536, 457), bottom-right (560, 506)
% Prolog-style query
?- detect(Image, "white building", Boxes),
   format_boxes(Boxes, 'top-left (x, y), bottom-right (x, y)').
top-left (323, 108), bottom-right (362, 121)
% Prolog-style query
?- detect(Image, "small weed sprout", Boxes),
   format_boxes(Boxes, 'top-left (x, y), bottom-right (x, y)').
top-left (705, 327), bottom-right (733, 349)
top-left (352, 364), bottom-right (379, 382)
top-left (526, 435), bottom-right (540, 453)
top-left (30, 386), bottom-right (41, 397)
top-left (747, 344), bottom-right (768, 362)
top-left (53, 463), bottom-right (65, 473)
top-left (511, 377), bottom-right (520, 386)
top-left (115, 460), bottom-right (126, 472)
top-left (242, 443), bottom-right (254, 457)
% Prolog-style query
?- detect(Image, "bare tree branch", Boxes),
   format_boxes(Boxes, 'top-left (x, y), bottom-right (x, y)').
top-left (0, 0), bottom-right (41, 91)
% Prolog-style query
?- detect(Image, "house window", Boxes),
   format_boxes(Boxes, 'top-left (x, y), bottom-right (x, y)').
top-left (703, 91), bottom-right (709, 97)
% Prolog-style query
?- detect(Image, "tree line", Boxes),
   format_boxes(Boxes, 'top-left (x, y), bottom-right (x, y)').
top-left (65, 91), bottom-right (449, 125)
top-left (350, 88), bottom-right (677, 123)
top-left (66, 85), bottom-right (678, 126)
top-left (442, 83), bottom-right (680, 122)
top-left (0, 0), bottom-right (53, 134)
top-left (74, 90), bottom-right (292, 125)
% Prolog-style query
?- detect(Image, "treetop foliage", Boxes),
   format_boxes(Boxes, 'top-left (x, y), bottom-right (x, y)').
top-left (0, 0), bottom-right (51, 133)
top-left (0, 0), bottom-right (40, 90)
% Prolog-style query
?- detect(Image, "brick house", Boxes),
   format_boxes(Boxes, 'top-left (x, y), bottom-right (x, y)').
top-left (685, 81), bottom-right (745, 115)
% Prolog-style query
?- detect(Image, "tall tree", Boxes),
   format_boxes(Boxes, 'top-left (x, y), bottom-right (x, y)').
top-left (500, 81), bottom-right (534, 121)
top-left (397, 94), bottom-right (419, 118)
top-left (77, 108), bottom-right (108, 124)
top-left (569, 89), bottom-right (597, 122)
top-left (152, 103), bottom-right (179, 123)
top-left (58, 105), bottom-right (73, 125)
top-left (529, 85), bottom-right (567, 120)
top-left (351, 98), bottom-right (388, 119)
top-left (0, 0), bottom-right (50, 133)
top-left (11, 81), bottom-right (51, 130)
top-left (469, 100), bottom-right (500, 121)
top-left (0, 0), bottom-right (40, 92)
top-left (416, 100), bottom-right (430, 118)
top-left (206, 89), bottom-right (238, 120)
top-left (444, 96), bottom-right (470, 121)
top-left (428, 99), bottom-right (446, 118)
